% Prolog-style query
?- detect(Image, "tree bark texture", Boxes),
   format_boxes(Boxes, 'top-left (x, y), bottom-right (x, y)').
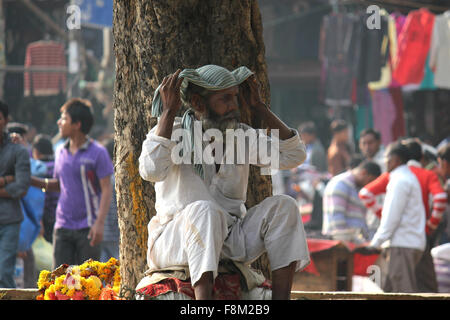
top-left (113, 0), bottom-right (273, 295)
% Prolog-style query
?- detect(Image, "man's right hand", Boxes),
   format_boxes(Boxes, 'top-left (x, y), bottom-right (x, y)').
top-left (159, 69), bottom-right (184, 115)
top-left (353, 242), bottom-right (381, 255)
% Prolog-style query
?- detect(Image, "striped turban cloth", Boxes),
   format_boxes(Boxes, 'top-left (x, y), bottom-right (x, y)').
top-left (151, 65), bottom-right (254, 178)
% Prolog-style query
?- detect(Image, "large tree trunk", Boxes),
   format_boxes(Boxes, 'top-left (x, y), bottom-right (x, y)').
top-left (113, 0), bottom-right (273, 297)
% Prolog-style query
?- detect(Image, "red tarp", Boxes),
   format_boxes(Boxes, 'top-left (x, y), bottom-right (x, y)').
top-left (303, 238), bottom-right (379, 277)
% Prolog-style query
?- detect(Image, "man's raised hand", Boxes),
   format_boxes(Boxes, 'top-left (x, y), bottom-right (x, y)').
top-left (159, 69), bottom-right (184, 116)
top-left (246, 75), bottom-right (265, 109)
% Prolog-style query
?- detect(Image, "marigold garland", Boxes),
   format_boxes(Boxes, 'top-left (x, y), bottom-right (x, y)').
top-left (36, 257), bottom-right (121, 300)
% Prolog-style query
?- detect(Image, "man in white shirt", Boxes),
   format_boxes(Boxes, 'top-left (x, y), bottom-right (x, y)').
top-left (369, 142), bottom-right (426, 293)
top-left (137, 65), bottom-right (310, 300)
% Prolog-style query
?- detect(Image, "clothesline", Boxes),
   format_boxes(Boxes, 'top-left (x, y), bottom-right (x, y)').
top-left (320, 6), bottom-right (449, 146)
top-left (332, 0), bottom-right (450, 13)
top-left (368, 0), bottom-right (450, 12)
top-left (264, 0), bottom-right (449, 28)
top-left (321, 7), bottom-right (449, 98)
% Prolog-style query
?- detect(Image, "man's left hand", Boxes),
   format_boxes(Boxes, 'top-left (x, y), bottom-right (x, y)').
top-left (88, 220), bottom-right (104, 247)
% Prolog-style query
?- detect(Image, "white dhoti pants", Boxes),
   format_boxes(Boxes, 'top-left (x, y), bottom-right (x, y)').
top-left (149, 195), bottom-right (310, 286)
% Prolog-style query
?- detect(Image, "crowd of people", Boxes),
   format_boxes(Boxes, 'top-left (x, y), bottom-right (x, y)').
top-left (0, 99), bottom-right (119, 289)
top-left (279, 119), bottom-right (450, 293)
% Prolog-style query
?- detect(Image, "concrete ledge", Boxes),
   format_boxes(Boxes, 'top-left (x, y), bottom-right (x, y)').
top-left (2, 288), bottom-right (450, 300)
top-left (0, 289), bottom-right (40, 300)
top-left (291, 291), bottom-right (450, 300)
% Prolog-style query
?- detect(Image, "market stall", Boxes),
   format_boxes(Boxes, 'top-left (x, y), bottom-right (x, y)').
top-left (293, 238), bottom-right (380, 291)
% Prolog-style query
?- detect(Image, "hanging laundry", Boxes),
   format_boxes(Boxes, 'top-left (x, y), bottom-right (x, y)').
top-left (389, 11), bottom-right (406, 88)
top-left (355, 82), bottom-right (371, 107)
top-left (24, 41), bottom-right (67, 97)
top-left (420, 54), bottom-right (437, 90)
top-left (392, 8), bottom-right (435, 85)
top-left (391, 11), bottom-right (407, 36)
top-left (388, 87), bottom-right (406, 141)
top-left (356, 11), bottom-right (389, 86)
top-left (368, 9), bottom-right (397, 90)
top-left (355, 103), bottom-right (374, 140)
top-left (370, 89), bottom-right (396, 146)
top-left (429, 10), bottom-right (450, 89)
top-left (320, 12), bottom-right (362, 107)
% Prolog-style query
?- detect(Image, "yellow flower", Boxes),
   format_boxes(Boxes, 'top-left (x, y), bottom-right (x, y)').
top-left (112, 269), bottom-right (121, 294)
top-left (106, 257), bottom-right (118, 268)
top-left (89, 275), bottom-right (103, 290)
top-left (54, 275), bottom-right (66, 287)
top-left (66, 288), bottom-right (76, 297)
top-left (60, 286), bottom-right (68, 295)
top-left (37, 270), bottom-right (51, 290)
top-left (81, 277), bottom-right (101, 300)
top-left (112, 285), bottom-right (120, 295)
top-left (44, 284), bottom-right (56, 300)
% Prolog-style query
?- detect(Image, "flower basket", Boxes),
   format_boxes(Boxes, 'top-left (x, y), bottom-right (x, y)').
top-left (36, 257), bottom-right (121, 300)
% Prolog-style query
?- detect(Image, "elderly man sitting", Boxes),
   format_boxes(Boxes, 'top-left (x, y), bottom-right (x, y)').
top-left (136, 65), bottom-right (310, 300)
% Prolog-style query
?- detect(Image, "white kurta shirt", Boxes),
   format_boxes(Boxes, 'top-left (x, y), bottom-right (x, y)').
top-left (139, 117), bottom-right (307, 255)
top-left (370, 164), bottom-right (426, 250)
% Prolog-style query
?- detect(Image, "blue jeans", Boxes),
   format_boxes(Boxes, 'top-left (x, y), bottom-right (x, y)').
top-left (100, 241), bottom-right (119, 263)
top-left (0, 223), bottom-right (21, 288)
top-left (52, 228), bottom-right (101, 269)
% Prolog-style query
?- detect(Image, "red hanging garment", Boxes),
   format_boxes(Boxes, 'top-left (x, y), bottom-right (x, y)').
top-left (24, 41), bottom-right (67, 96)
top-left (392, 8), bottom-right (435, 85)
top-left (389, 87), bottom-right (406, 141)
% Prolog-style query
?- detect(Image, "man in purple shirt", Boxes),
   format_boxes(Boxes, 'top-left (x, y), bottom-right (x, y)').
top-left (32, 98), bottom-right (113, 268)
